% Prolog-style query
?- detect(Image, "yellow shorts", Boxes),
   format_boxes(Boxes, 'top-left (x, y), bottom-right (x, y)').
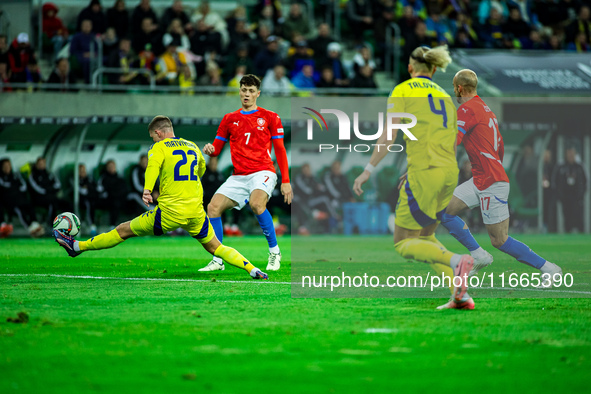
top-left (130, 206), bottom-right (216, 244)
top-left (395, 167), bottom-right (459, 230)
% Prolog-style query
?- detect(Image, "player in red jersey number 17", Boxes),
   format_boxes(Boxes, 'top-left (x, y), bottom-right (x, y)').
top-left (199, 74), bottom-right (292, 272)
top-left (437, 69), bottom-right (562, 292)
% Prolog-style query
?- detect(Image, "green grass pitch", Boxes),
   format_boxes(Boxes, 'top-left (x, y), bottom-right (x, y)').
top-left (1, 234), bottom-right (590, 393)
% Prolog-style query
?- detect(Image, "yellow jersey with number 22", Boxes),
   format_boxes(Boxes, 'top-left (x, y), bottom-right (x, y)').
top-left (144, 137), bottom-right (206, 218)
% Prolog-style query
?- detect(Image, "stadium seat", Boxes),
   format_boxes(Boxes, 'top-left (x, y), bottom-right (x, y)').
top-left (343, 202), bottom-right (390, 235)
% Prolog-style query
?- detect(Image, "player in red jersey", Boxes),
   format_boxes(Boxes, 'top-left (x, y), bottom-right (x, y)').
top-left (199, 74), bottom-right (292, 272)
top-left (437, 69), bottom-right (562, 303)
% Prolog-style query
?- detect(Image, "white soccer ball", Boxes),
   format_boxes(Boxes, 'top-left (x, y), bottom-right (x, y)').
top-left (53, 212), bottom-right (81, 237)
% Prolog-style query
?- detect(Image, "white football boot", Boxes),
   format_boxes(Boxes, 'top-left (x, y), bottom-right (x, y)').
top-left (266, 252), bottom-right (281, 271)
top-left (469, 249), bottom-right (494, 276)
top-left (198, 260), bottom-right (225, 272)
top-left (535, 262), bottom-right (563, 289)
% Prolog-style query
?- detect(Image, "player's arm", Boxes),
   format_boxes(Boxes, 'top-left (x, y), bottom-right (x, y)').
top-left (456, 107), bottom-right (474, 147)
top-left (353, 118), bottom-right (399, 196)
top-left (196, 148), bottom-right (207, 178)
top-left (203, 115), bottom-right (230, 156)
top-left (271, 114), bottom-right (293, 204)
top-left (456, 126), bottom-right (466, 147)
top-left (354, 90), bottom-right (404, 195)
top-left (203, 137), bottom-right (226, 157)
top-left (143, 144), bottom-right (164, 206)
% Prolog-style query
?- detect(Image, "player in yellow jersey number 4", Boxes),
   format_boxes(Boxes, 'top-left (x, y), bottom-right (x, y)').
top-left (353, 45), bottom-right (475, 310)
top-left (53, 115), bottom-right (268, 280)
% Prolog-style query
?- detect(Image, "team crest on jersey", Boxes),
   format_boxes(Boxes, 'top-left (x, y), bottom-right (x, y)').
top-left (257, 118), bottom-right (265, 126)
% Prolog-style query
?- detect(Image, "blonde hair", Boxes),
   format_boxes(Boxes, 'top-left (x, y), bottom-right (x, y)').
top-left (410, 45), bottom-right (452, 73)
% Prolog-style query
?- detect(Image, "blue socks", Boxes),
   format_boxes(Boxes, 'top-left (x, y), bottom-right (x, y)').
top-left (439, 212), bottom-right (480, 252)
top-left (210, 217), bottom-right (224, 264)
top-left (211, 210), bottom-right (279, 258)
top-left (210, 217), bottom-right (223, 243)
top-left (498, 236), bottom-right (546, 269)
top-left (439, 213), bottom-right (546, 269)
top-left (255, 209), bottom-right (278, 249)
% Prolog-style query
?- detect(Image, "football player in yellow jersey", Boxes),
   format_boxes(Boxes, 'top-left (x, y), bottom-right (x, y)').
top-left (53, 115), bottom-right (269, 280)
top-left (353, 45), bottom-right (475, 309)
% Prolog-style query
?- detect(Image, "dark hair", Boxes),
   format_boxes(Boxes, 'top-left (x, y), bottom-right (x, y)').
top-left (239, 74), bottom-right (261, 90)
top-left (148, 115), bottom-right (173, 132)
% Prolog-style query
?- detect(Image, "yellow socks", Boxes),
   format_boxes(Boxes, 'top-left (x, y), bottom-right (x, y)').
top-left (394, 237), bottom-right (455, 266)
top-left (395, 236), bottom-right (456, 295)
top-left (420, 234), bottom-right (446, 251)
top-left (79, 229), bottom-right (125, 251)
top-left (420, 235), bottom-right (454, 294)
top-left (214, 244), bottom-right (255, 273)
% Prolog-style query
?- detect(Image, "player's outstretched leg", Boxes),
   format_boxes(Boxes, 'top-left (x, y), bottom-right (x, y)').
top-left (395, 225), bottom-right (474, 306)
top-left (201, 236), bottom-right (267, 279)
top-left (489, 222), bottom-right (562, 287)
top-left (439, 197), bottom-right (493, 276)
top-left (53, 224), bottom-right (132, 257)
top-left (215, 244), bottom-right (268, 279)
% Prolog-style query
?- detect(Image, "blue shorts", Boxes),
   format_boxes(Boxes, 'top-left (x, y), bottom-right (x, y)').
top-left (130, 206), bottom-right (215, 244)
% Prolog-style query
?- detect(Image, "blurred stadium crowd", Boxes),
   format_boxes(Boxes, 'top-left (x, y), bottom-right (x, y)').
top-left (0, 0), bottom-right (590, 92)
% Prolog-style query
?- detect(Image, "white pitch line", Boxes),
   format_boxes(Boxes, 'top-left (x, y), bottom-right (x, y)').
top-left (1, 274), bottom-right (590, 295)
top-left (0, 274), bottom-right (293, 285)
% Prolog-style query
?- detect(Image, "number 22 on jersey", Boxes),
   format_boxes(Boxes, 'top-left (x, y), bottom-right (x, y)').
top-left (173, 149), bottom-right (198, 181)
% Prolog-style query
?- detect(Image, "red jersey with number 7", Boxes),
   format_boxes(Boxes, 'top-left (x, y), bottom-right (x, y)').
top-left (215, 107), bottom-right (285, 176)
top-left (456, 95), bottom-right (509, 190)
